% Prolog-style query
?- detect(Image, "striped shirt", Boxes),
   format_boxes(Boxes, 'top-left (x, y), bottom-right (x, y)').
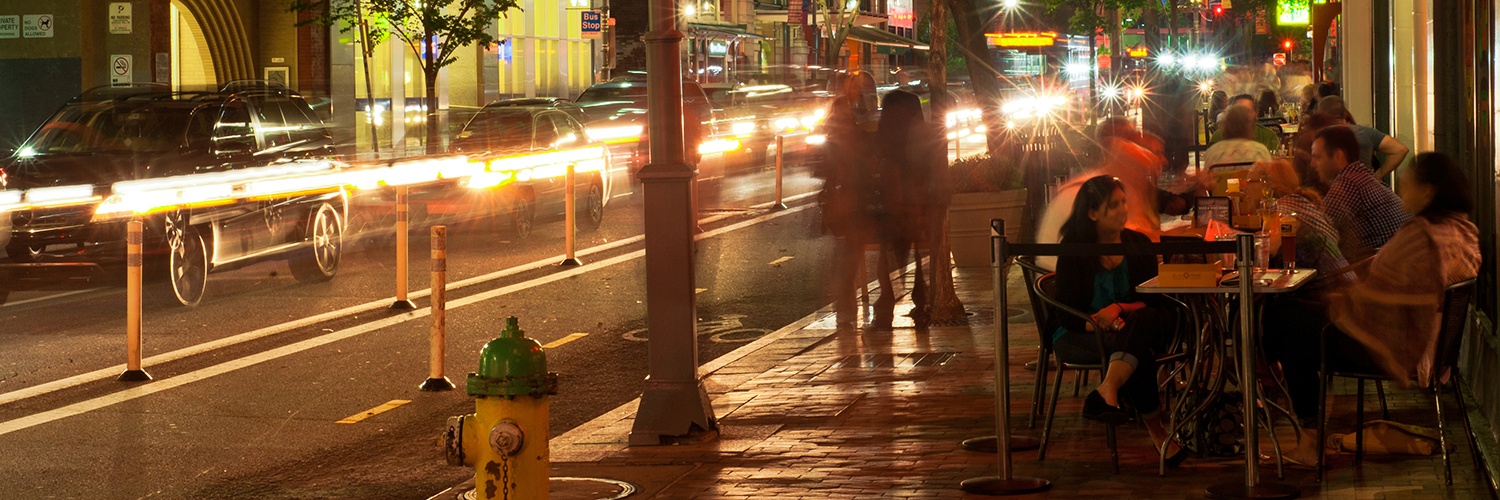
top-left (1273, 194), bottom-right (1350, 287)
top-left (1322, 162), bottom-right (1411, 262)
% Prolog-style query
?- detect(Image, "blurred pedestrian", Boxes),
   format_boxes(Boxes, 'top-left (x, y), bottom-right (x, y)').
top-left (1313, 126), bottom-right (1410, 262)
top-left (873, 89), bottom-right (949, 329)
top-left (817, 70), bottom-right (880, 330)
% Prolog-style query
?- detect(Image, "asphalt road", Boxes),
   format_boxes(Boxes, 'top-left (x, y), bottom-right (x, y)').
top-left (0, 154), bottom-right (838, 499)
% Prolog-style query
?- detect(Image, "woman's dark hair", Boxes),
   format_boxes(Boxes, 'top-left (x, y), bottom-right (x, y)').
top-left (1408, 152), bottom-right (1474, 219)
top-left (1257, 88), bottom-right (1280, 117)
top-left (1060, 175), bottom-right (1126, 244)
top-left (1208, 90), bottom-right (1229, 123)
top-left (877, 89), bottom-right (925, 160)
top-left (1316, 81), bottom-right (1340, 98)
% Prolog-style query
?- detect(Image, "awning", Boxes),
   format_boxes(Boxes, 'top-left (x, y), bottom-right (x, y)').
top-left (689, 23), bottom-right (766, 41)
top-left (844, 25), bottom-right (929, 50)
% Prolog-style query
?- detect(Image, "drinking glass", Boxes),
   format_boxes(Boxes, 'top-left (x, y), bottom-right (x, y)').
top-left (1254, 232), bottom-right (1272, 272)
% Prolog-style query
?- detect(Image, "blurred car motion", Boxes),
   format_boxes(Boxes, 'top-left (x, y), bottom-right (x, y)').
top-left (574, 78), bottom-right (712, 182)
top-left (350, 102), bottom-right (611, 240)
top-left (0, 83), bottom-right (346, 307)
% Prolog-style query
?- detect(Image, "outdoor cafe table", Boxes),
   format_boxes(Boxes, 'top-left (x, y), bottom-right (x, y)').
top-left (1137, 269), bottom-right (1317, 499)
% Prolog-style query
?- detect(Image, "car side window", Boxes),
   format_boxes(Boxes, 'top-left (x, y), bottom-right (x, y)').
top-left (250, 98), bottom-right (291, 148)
top-left (534, 115), bottom-right (560, 149)
top-left (547, 114), bottom-right (581, 148)
top-left (276, 98), bottom-right (330, 144)
top-left (214, 102), bottom-right (256, 155)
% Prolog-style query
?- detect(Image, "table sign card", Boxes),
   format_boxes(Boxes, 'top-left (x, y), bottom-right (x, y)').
top-left (1195, 196), bottom-right (1232, 228)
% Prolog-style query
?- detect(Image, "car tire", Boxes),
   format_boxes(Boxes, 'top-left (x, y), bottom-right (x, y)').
top-left (289, 203), bottom-right (343, 283)
top-left (509, 188), bottom-right (536, 240)
top-left (166, 218), bottom-right (209, 307)
top-left (582, 178), bottom-right (605, 231)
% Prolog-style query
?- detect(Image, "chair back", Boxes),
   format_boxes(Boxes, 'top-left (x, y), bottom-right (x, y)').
top-left (1017, 255), bottom-right (1051, 331)
top-left (1429, 278), bottom-right (1478, 387)
top-left (1033, 273), bottom-right (1112, 366)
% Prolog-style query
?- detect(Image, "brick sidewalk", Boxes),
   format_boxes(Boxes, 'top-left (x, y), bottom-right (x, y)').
top-left (515, 266), bottom-right (1489, 498)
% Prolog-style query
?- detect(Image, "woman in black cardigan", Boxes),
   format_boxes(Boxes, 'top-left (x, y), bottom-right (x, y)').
top-left (1051, 175), bottom-right (1183, 463)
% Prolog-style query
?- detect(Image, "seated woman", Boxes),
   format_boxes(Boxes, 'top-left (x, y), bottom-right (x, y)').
top-left (1330, 152), bottom-right (1482, 383)
top-left (1051, 175), bottom-right (1185, 465)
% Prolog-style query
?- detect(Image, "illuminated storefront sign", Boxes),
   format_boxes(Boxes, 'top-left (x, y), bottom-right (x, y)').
top-left (986, 31), bottom-right (1058, 48)
top-left (1278, 0), bottom-right (1310, 25)
top-left (888, 0), bottom-right (913, 29)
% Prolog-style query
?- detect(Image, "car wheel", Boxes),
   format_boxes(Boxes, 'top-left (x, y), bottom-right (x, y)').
top-left (166, 218), bottom-right (209, 307)
top-left (583, 179), bottom-right (605, 231)
top-left (509, 189), bottom-right (535, 240)
top-left (290, 203), bottom-right (342, 282)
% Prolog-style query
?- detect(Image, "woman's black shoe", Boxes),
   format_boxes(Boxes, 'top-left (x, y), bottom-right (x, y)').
top-left (1081, 390), bottom-right (1130, 425)
top-left (1165, 447), bottom-right (1191, 468)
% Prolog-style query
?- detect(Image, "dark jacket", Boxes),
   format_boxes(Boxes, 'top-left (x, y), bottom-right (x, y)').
top-left (1050, 229), bottom-right (1164, 335)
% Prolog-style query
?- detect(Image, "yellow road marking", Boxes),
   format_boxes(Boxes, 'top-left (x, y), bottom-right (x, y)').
top-left (695, 288), bottom-right (708, 294)
top-left (542, 333), bottom-right (589, 349)
top-left (768, 256), bottom-right (794, 266)
top-left (337, 399), bottom-right (411, 424)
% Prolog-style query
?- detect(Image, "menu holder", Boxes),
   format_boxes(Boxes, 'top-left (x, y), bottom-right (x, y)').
top-left (1195, 196), bottom-right (1232, 228)
top-left (1158, 262), bottom-right (1224, 287)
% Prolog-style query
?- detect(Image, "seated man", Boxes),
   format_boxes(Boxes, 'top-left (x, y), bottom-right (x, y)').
top-left (1311, 96), bottom-right (1411, 179)
top-left (1208, 94), bottom-right (1281, 152)
top-left (1313, 126), bottom-right (1410, 263)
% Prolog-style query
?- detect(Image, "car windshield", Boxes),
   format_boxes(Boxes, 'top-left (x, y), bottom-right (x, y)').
top-left (23, 102), bottom-right (195, 155)
top-left (576, 85), bottom-right (647, 108)
top-left (455, 108), bottom-right (533, 153)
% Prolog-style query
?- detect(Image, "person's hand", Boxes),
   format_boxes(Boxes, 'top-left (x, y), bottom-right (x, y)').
top-left (1089, 304), bottom-right (1123, 331)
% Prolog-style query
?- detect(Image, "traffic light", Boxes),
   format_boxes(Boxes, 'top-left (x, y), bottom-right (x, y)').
top-left (1213, 5), bottom-right (1223, 16)
top-left (1282, 39), bottom-right (1293, 51)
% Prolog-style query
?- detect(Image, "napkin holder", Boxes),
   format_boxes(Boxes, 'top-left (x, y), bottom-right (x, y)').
top-left (1158, 262), bottom-right (1224, 287)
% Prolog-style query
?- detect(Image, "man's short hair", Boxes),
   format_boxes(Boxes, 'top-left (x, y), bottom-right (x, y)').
top-left (1315, 125), bottom-right (1361, 166)
top-left (1229, 93), bottom-right (1256, 107)
top-left (1316, 95), bottom-right (1349, 122)
top-left (1218, 105), bottom-right (1256, 140)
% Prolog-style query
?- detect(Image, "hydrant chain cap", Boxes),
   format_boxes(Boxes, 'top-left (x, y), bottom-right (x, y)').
top-left (468, 316), bottom-right (559, 397)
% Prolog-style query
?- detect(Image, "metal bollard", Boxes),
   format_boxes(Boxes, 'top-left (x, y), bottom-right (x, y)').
top-left (559, 164), bottom-right (582, 266)
top-left (391, 185), bottom-right (417, 310)
top-left (771, 135), bottom-right (787, 210)
top-left (118, 219), bottom-right (151, 382)
top-left (421, 225), bottom-right (455, 391)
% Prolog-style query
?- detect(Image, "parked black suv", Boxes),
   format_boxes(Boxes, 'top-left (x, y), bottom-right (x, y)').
top-left (0, 83), bottom-right (346, 306)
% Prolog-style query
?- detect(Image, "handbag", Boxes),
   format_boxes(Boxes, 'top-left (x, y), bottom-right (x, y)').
top-left (1328, 420), bottom-right (1440, 455)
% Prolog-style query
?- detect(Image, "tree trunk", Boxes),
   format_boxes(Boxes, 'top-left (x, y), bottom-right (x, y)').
top-left (1108, 7), bottom-right (1124, 116)
top-left (425, 68), bottom-right (440, 155)
top-left (925, 0), bottom-right (964, 325)
top-left (951, 0), bottom-right (1003, 157)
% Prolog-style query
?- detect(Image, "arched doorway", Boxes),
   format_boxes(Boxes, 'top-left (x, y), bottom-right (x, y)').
top-left (168, 0), bottom-right (254, 86)
top-left (170, 0), bottom-right (215, 90)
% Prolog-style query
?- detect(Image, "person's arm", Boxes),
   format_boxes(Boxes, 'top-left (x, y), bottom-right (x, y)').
top-left (1374, 135), bottom-right (1411, 178)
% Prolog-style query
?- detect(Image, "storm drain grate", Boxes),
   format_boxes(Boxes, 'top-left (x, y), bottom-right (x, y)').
top-left (828, 352), bottom-right (958, 369)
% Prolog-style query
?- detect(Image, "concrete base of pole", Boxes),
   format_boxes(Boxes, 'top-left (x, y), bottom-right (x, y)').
top-left (769, 203), bottom-right (788, 211)
top-left (629, 378), bottom-right (719, 446)
top-left (117, 369), bottom-right (152, 382)
top-left (559, 258), bottom-right (583, 267)
top-left (390, 300), bottom-right (418, 310)
top-left (419, 377), bottom-right (456, 391)
top-left (961, 435), bottom-right (1041, 453)
top-left (960, 476), bottom-right (1052, 495)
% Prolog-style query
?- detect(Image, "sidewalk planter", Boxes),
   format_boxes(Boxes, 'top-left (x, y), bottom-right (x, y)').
top-left (948, 189), bottom-right (1028, 267)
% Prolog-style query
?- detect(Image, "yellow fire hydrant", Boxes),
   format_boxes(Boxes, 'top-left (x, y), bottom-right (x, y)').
top-left (443, 316), bottom-right (558, 500)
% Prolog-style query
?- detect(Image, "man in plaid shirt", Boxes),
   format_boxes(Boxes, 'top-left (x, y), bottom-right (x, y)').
top-left (1312, 126), bottom-right (1411, 263)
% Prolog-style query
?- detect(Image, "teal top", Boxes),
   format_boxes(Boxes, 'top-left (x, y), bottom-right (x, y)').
top-left (1052, 261), bottom-right (1131, 343)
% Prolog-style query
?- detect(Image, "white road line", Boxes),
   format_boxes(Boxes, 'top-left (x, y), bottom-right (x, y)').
top-left (767, 256), bottom-right (794, 266)
top-left (0, 289), bottom-right (105, 309)
top-left (0, 193), bottom-right (816, 408)
top-left (0, 203), bottom-right (814, 436)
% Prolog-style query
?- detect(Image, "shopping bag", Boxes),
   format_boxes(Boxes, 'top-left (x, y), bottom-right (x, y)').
top-left (1328, 420), bottom-right (1441, 455)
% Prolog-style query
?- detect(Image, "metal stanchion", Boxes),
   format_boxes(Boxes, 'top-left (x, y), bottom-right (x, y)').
top-left (391, 185), bottom-right (417, 310)
top-left (560, 163), bottom-right (583, 266)
top-left (420, 225), bottom-right (455, 391)
top-left (118, 219), bottom-right (151, 382)
top-left (771, 135), bottom-right (787, 210)
top-left (961, 219), bottom-right (1050, 495)
top-left (1205, 233), bottom-right (1298, 499)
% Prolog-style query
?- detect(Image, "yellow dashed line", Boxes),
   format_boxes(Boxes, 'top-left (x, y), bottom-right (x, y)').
top-left (337, 399), bottom-right (411, 424)
top-left (695, 288), bottom-right (709, 294)
top-left (768, 256), bottom-right (794, 266)
top-left (542, 333), bottom-right (589, 349)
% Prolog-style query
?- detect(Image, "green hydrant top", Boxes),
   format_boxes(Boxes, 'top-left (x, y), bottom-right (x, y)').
top-left (467, 316), bottom-right (558, 398)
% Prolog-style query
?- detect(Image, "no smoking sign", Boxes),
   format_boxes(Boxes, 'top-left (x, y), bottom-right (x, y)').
top-left (110, 54), bottom-right (133, 87)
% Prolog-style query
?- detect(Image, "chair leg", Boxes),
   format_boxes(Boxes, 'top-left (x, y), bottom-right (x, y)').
top-left (1074, 370), bottom-right (1084, 397)
top-left (1030, 349), bottom-right (1050, 429)
top-left (1105, 423), bottom-right (1120, 474)
top-left (1317, 373), bottom-right (1330, 483)
top-left (1038, 366), bottom-right (1067, 461)
top-left (1435, 386), bottom-right (1453, 485)
top-left (1356, 379), bottom-right (1366, 465)
top-left (1452, 375), bottom-right (1484, 473)
top-left (1377, 381), bottom-right (1389, 420)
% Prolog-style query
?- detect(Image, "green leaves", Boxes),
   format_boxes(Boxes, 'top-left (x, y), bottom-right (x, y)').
top-left (288, 0), bottom-right (520, 73)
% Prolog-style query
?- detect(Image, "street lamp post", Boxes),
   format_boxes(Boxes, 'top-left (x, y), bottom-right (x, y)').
top-left (629, 0), bottom-right (719, 446)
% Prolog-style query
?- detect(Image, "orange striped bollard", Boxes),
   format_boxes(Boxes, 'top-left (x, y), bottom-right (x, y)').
top-left (420, 225), bottom-right (454, 391)
top-left (118, 218), bottom-right (151, 382)
top-left (391, 185), bottom-right (416, 310)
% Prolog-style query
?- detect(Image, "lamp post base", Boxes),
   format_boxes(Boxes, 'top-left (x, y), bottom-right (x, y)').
top-left (959, 476), bottom-right (1052, 496)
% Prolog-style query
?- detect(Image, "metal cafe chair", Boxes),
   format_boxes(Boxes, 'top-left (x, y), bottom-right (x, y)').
top-left (1315, 278), bottom-right (1482, 484)
top-left (1017, 256), bottom-right (1076, 429)
top-left (1031, 272), bottom-right (1119, 472)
